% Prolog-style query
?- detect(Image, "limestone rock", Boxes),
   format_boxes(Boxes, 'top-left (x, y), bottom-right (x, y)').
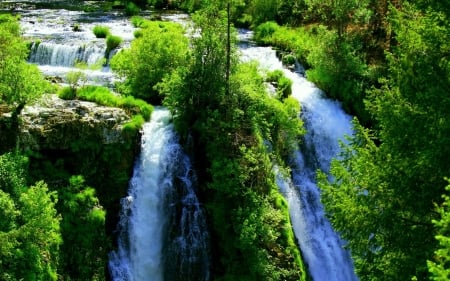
top-left (19, 94), bottom-right (131, 150)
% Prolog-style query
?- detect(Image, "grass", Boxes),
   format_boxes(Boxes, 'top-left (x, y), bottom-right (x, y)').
top-left (254, 21), bottom-right (316, 67)
top-left (58, 85), bottom-right (153, 121)
top-left (92, 25), bottom-right (110, 38)
top-left (106, 34), bottom-right (122, 54)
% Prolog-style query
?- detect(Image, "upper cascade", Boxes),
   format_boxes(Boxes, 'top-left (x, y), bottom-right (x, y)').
top-left (29, 41), bottom-right (106, 67)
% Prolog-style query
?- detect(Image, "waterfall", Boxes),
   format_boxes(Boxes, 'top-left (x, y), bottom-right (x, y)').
top-left (241, 46), bottom-right (358, 281)
top-left (108, 108), bottom-right (210, 281)
top-left (29, 41), bottom-right (106, 67)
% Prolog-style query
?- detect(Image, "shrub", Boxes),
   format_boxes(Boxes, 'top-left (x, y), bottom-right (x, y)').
top-left (254, 21), bottom-right (280, 44)
top-left (282, 53), bottom-right (296, 65)
top-left (133, 29), bottom-right (143, 38)
top-left (277, 76), bottom-right (293, 99)
top-left (92, 25), bottom-right (110, 38)
top-left (266, 69), bottom-right (284, 83)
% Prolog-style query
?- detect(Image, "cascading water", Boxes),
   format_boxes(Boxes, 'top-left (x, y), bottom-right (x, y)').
top-left (18, 8), bottom-right (136, 87)
top-left (29, 41), bottom-right (106, 67)
top-left (240, 44), bottom-right (358, 280)
top-left (108, 108), bottom-right (210, 281)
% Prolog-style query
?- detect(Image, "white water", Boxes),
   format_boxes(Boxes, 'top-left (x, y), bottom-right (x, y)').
top-left (18, 8), bottom-right (136, 86)
top-left (109, 108), bottom-right (209, 281)
top-left (241, 46), bottom-right (358, 281)
top-left (29, 41), bottom-right (106, 67)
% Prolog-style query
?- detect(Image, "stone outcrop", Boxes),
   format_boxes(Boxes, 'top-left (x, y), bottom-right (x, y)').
top-left (19, 94), bottom-right (131, 150)
top-left (12, 94), bottom-right (141, 236)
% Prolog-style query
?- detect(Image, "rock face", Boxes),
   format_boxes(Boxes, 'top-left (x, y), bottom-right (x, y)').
top-left (19, 94), bottom-right (131, 150)
top-left (15, 94), bottom-right (141, 236)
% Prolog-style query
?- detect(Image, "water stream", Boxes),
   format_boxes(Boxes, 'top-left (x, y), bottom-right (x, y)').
top-left (240, 44), bottom-right (358, 281)
top-left (108, 108), bottom-right (210, 281)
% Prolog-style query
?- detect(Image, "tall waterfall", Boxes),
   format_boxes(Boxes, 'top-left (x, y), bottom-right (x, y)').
top-left (108, 108), bottom-right (210, 281)
top-left (241, 46), bottom-right (358, 281)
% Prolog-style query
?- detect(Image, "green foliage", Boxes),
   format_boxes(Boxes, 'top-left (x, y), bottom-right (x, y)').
top-left (265, 70), bottom-right (293, 100)
top-left (254, 21), bottom-right (314, 67)
top-left (125, 1), bottom-right (140, 16)
top-left (0, 153), bottom-right (61, 281)
top-left (122, 114), bottom-right (145, 135)
top-left (320, 3), bottom-right (450, 280)
top-left (58, 86), bottom-right (76, 100)
top-left (111, 20), bottom-right (189, 104)
top-left (306, 26), bottom-right (370, 123)
top-left (428, 180), bottom-right (450, 280)
top-left (0, 14), bottom-right (49, 113)
top-left (161, 5), bottom-right (307, 279)
top-left (106, 34), bottom-right (123, 55)
top-left (0, 152), bottom-right (28, 197)
top-left (59, 85), bottom-right (153, 120)
top-left (92, 25), bottom-right (110, 38)
top-left (304, 0), bottom-right (371, 36)
top-left (130, 15), bottom-right (145, 27)
top-left (133, 28), bottom-right (143, 38)
top-left (58, 175), bottom-right (108, 281)
top-left (66, 70), bottom-right (87, 94)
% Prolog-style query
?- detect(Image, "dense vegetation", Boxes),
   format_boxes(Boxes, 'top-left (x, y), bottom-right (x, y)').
top-left (0, 14), bottom-right (140, 281)
top-left (158, 6), bottom-right (307, 279)
top-left (1, 0), bottom-right (449, 280)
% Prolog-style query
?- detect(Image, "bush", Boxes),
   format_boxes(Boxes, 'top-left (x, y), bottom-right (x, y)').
top-left (133, 29), bottom-right (143, 38)
top-left (106, 34), bottom-right (122, 55)
top-left (266, 69), bottom-right (284, 83)
top-left (254, 21), bottom-right (280, 44)
top-left (92, 25), bottom-right (110, 38)
top-left (277, 76), bottom-right (293, 99)
top-left (265, 70), bottom-right (293, 100)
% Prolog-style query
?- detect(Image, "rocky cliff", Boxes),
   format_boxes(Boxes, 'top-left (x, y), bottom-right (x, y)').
top-left (19, 94), bottom-right (131, 150)
top-left (6, 94), bottom-right (141, 234)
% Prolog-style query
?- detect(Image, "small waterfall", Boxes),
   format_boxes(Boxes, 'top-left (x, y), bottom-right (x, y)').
top-left (241, 46), bottom-right (358, 281)
top-left (29, 41), bottom-right (106, 67)
top-left (109, 108), bottom-right (210, 281)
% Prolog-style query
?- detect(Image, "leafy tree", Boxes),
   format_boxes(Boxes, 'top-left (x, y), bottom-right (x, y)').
top-left (304, 0), bottom-right (371, 37)
top-left (0, 153), bottom-right (61, 281)
top-left (111, 20), bottom-right (189, 104)
top-left (428, 181), bottom-right (450, 281)
top-left (320, 2), bottom-right (450, 280)
top-left (161, 4), bottom-right (307, 279)
top-left (0, 15), bottom-right (48, 114)
top-left (58, 175), bottom-right (108, 281)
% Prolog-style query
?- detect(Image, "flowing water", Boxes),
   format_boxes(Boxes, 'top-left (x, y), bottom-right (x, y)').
top-left (108, 108), bottom-right (210, 281)
top-left (12, 5), bottom-right (358, 278)
top-left (240, 43), bottom-right (358, 281)
top-left (18, 7), bottom-right (136, 87)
